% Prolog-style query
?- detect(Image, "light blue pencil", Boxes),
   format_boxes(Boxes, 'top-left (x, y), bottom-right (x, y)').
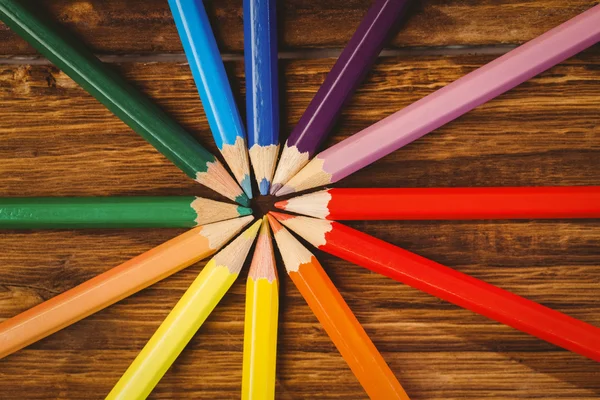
top-left (244, 0), bottom-right (279, 195)
top-left (169, 0), bottom-right (253, 199)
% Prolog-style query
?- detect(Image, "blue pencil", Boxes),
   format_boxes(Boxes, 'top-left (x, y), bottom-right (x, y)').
top-left (169, 0), bottom-right (253, 199)
top-left (244, 0), bottom-right (279, 195)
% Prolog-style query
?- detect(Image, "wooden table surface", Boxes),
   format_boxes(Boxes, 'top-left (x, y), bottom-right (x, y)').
top-left (1, 1), bottom-right (599, 399)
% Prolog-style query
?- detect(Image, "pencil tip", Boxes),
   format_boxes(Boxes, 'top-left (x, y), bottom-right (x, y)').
top-left (275, 185), bottom-right (294, 197)
top-left (269, 211), bottom-right (293, 222)
top-left (266, 213), bottom-right (283, 232)
top-left (240, 175), bottom-right (253, 199)
top-left (274, 200), bottom-right (287, 210)
top-left (259, 178), bottom-right (271, 196)
top-left (235, 193), bottom-right (251, 207)
top-left (269, 183), bottom-right (282, 195)
top-left (237, 206), bottom-right (253, 217)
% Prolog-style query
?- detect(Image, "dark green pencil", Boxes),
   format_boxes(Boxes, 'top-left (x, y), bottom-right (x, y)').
top-left (0, 0), bottom-right (249, 206)
top-left (0, 197), bottom-right (252, 229)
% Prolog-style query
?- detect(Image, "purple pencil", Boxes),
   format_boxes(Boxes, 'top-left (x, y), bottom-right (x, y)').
top-left (276, 4), bottom-right (600, 196)
top-left (270, 0), bottom-right (410, 194)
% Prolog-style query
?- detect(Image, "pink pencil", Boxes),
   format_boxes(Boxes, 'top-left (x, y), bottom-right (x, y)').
top-left (276, 5), bottom-right (600, 196)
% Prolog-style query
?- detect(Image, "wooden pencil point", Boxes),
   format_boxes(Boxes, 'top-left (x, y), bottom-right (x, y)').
top-left (248, 217), bottom-right (277, 282)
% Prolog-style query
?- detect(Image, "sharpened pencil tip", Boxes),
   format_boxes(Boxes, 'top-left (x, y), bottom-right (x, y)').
top-left (269, 211), bottom-right (294, 222)
top-left (274, 200), bottom-right (287, 210)
top-left (269, 183), bottom-right (282, 195)
top-left (237, 206), bottom-right (253, 217)
top-left (266, 213), bottom-right (283, 233)
top-left (259, 178), bottom-right (271, 196)
top-left (275, 185), bottom-right (294, 197)
top-left (235, 193), bottom-right (251, 207)
top-left (240, 175), bottom-right (253, 199)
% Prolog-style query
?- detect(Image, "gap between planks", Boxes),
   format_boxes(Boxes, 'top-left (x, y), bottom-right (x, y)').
top-left (0, 45), bottom-right (519, 65)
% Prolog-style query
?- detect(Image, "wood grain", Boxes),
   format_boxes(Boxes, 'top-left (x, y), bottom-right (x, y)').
top-left (0, 2), bottom-right (599, 398)
top-left (0, 0), bottom-right (598, 55)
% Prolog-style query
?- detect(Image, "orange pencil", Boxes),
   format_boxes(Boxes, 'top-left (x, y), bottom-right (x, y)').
top-left (0, 216), bottom-right (253, 359)
top-left (267, 214), bottom-right (410, 399)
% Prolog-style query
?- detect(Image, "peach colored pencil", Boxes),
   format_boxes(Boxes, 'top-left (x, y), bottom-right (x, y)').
top-left (0, 216), bottom-right (253, 359)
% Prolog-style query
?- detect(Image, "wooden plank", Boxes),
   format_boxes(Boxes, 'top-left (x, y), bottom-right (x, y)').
top-left (0, 0), bottom-right (598, 55)
top-left (0, 53), bottom-right (598, 197)
top-left (0, 54), bottom-right (599, 397)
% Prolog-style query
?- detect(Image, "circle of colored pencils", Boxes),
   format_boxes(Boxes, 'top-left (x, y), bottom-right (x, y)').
top-left (270, 0), bottom-right (411, 194)
top-left (275, 187), bottom-right (600, 221)
top-left (244, 0), bottom-right (280, 195)
top-left (107, 220), bottom-right (262, 400)
top-left (269, 212), bottom-right (600, 362)
top-left (275, 4), bottom-right (600, 196)
top-left (169, 0), bottom-right (253, 199)
top-left (0, 216), bottom-right (253, 360)
top-left (242, 217), bottom-right (279, 399)
top-left (267, 215), bottom-right (410, 400)
top-left (0, 196), bottom-right (253, 229)
top-left (0, 0), bottom-right (249, 206)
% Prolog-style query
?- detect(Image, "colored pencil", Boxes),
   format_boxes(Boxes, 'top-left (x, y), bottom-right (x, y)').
top-left (268, 215), bottom-right (409, 399)
top-left (242, 217), bottom-right (279, 399)
top-left (0, 196), bottom-right (252, 229)
top-left (270, 0), bottom-right (410, 194)
top-left (0, 0), bottom-right (248, 206)
top-left (0, 216), bottom-right (253, 360)
top-left (275, 5), bottom-right (600, 196)
top-left (107, 220), bottom-right (262, 400)
top-left (270, 212), bottom-right (600, 361)
top-left (169, 0), bottom-right (253, 199)
top-left (276, 186), bottom-right (600, 221)
top-left (244, 0), bottom-right (280, 195)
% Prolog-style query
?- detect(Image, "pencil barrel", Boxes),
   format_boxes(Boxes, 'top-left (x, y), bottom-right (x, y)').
top-left (0, 197), bottom-right (198, 228)
top-left (325, 222), bottom-right (600, 362)
top-left (327, 187), bottom-right (600, 220)
top-left (242, 277), bottom-right (279, 400)
top-left (290, 259), bottom-right (409, 399)
top-left (0, 0), bottom-right (215, 178)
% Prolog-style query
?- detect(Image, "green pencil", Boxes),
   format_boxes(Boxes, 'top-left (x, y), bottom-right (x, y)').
top-left (0, 0), bottom-right (249, 206)
top-left (0, 197), bottom-right (252, 229)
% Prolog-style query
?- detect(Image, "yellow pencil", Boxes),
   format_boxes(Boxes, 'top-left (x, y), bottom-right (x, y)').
top-left (106, 220), bottom-right (262, 400)
top-left (242, 216), bottom-right (279, 399)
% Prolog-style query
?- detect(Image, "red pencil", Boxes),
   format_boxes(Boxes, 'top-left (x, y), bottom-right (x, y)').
top-left (275, 186), bottom-right (600, 220)
top-left (270, 212), bottom-right (600, 362)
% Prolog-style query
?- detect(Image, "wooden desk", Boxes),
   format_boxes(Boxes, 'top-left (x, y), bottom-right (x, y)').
top-left (0, 1), bottom-right (599, 398)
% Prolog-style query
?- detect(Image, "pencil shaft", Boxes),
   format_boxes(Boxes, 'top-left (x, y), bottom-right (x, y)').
top-left (281, 5), bottom-right (600, 194)
top-left (283, 187), bottom-right (600, 220)
top-left (0, 197), bottom-right (251, 228)
top-left (322, 221), bottom-right (600, 361)
top-left (322, 5), bottom-right (600, 181)
top-left (169, 0), bottom-right (252, 197)
top-left (271, 0), bottom-right (409, 192)
top-left (242, 278), bottom-right (279, 400)
top-left (286, 0), bottom-right (408, 155)
top-left (290, 258), bottom-right (409, 399)
top-left (245, 0), bottom-right (279, 148)
top-left (0, 0), bottom-right (216, 180)
top-left (0, 217), bottom-right (251, 359)
top-left (107, 261), bottom-right (237, 400)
